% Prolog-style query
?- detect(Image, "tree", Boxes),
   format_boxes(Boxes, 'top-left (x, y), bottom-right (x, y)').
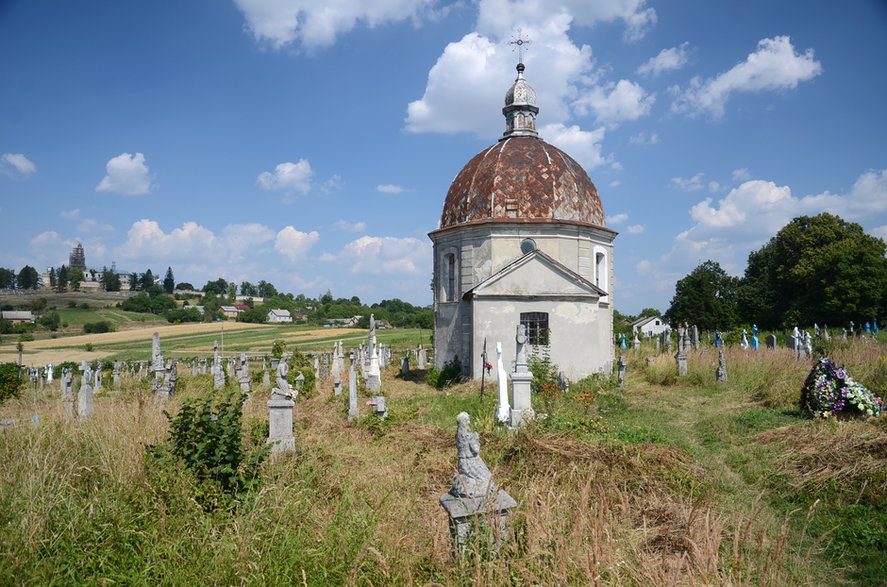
top-left (68, 268), bottom-right (84, 292)
top-left (202, 278), bottom-right (228, 296)
top-left (176, 282), bottom-right (195, 291)
top-left (240, 281), bottom-right (257, 297)
top-left (16, 266), bottom-right (38, 289)
top-left (257, 280), bottom-right (277, 298)
top-left (0, 268), bottom-right (13, 289)
top-left (664, 260), bottom-right (739, 330)
top-left (163, 267), bottom-right (175, 294)
top-left (140, 269), bottom-right (155, 291)
top-left (103, 267), bottom-right (121, 292)
top-left (55, 265), bottom-right (68, 293)
top-left (738, 213), bottom-right (887, 328)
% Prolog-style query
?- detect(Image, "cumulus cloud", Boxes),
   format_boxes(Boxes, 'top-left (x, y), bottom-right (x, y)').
top-left (671, 173), bottom-right (705, 191)
top-left (637, 42), bottom-right (689, 76)
top-left (257, 159), bottom-right (314, 193)
top-left (275, 226), bottom-right (320, 262)
top-left (334, 220), bottom-right (367, 232)
top-left (606, 213), bottom-right (628, 224)
top-left (60, 208), bottom-right (81, 220)
top-left (539, 123), bottom-right (611, 170)
top-left (872, 225), bottom-right (887, 241)
top-left (115, 220), bottom-right (218, 262)
top-left (609, 180), bottom-right (621, 187)
top-left (629, 131), bottom-right (659, 145)
top-left (234, 0), bottom-right (437, 50)
top-left (320, 235), bottom-right (430, 275)
top-left (0, 153), bottom-right (36, 177)
top-left (77, 218), bottom-right (115, 233)
top-left (573, 79), bottom-right (654, 126)
top-left (377, 184), bottom-right (406, 194)
top-left (626, 224), bottom-right (645, 234)
top-left (672, 36), bottom-right (823, 119)
top-left (732, 168), bottom-right (751, 181)
top-left (96, 152), bottom-right (153, 196)
top-left (222, 223), bottom-right (277, 262)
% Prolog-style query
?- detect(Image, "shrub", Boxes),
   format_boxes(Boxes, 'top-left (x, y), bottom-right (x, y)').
top-left (0, 362), bottom-right (21, 403)
top-left (288, 351), bottom-right (316, 398)
top-left (83, 321), bottom-right (113, 334)
top-left (271, 339), bottom-right (287, 359)
top-left (426, 355), bottom-right (462, 389)
top-left (145, 391), bottom-right (269, 510)
top-left (528, 350), bottom-right (559, 394)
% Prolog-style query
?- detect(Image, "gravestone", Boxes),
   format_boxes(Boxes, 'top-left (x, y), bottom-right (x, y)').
top-left (691, 325), bottom-right (699, 350)
top-left (617, 355), bottom-right (626, 389)
top-left (333, 372), bottom-right (342, 396)
top-left (401, 354), bottom-right (410, 376)
top-left (61, 367), bottom-right (74, 421)
top-left (262, 370), bottom-right (271, 388)
top-left (510, 324), bottom-right (534, 428)
top-left (716, 350), bottom-right (727, 383)
top-left (766, 334), bottom-right (776, 349)
top-left (675, 351), bottom-right (688, 378)
top-left (371, 395), bottom-right (388, 419)
top-left (213, 341), bottom-right (224, 390)
top-left (439, 412), bottom-right (517, 556)
top-left (267, 386), bottom-right (296, 453)
top-left (495, 341), bottom-right (510, 423)
top-left (238, 352), bottom-right (251, 394)
top-left (348, 365), bottom-right (358, 421)
top-left (417, 346), bottom-right (427, 369)
top-left (77, 366), bottom-right (94, 419)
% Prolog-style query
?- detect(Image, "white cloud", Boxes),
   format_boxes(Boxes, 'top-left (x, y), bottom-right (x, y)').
top-left (609, 180), bottom-right (621, 187)
top-left (629, 131), bottom-right (659, 145)
top-left (606, 213), bottom-right (628, 224)
top-left (257, 159), bottom-right (314, 193)
top-left (0, 153), bottom-right (36, 177)
top-left (334, 220), bottom-right (367, 232)
top-left (573, 79), bottom-right (655, 126)
top-left (222, 223), bottom-right (277, 262)
top-left (539, 123), bottom-right (611, 170)
top-left (234, 0), bottom-right (437, 50)
top-left (321, 235), bottom-right (430, 275)
top-left (635, 259), bottom-right (652, 273)
top-left (29, 230), bottom-right (64, 250)
top-left (60, 208), bottom-right (81, 220)
top-left (671, 173), bottom-right (705, 191)
top-left (274, 226), bottom-right (320, 262)
top-left (377, 184), bottom-right (406, 194)
top-left (708, 181), bottom-right (721, 192)
top-left (637, 42), bottom-right (690, 76)
top-left (872, 225), bottom-right (887, 241)
top-left (672, 36), bottom-right (823, 119)
top-left (732, 168), bottom-right (750, 181)
top-left (626, 224), bottom-right (645, 234)
top-left (96, 152), bottom-right (153, 196)
top-left (115, 220), bottom-right (218, 262)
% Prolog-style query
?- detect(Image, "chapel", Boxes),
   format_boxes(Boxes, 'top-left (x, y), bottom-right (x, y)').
top-left (429, 61), bottom-right (617, 380)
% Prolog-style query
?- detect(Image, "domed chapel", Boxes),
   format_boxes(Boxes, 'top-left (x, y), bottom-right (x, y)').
top-left (429, 62), bottom-right (617, 380)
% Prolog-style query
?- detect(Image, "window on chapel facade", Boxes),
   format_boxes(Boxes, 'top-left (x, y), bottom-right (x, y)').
top-left (520, 312), bottom-right (549, 345)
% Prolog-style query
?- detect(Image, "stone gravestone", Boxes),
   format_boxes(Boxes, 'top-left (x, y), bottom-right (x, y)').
top-left (675, 350), bottom-right (688, 378)
top-left (417, 345), bottom-right (427, 369)
top-left (267, 380), bottom-right (297, 454)
top-left (617, 355), bottom-right (627, 389)
top-left (348, 364), bottom-right (358, 421)
top-left (238, 353), bottom-right (251, 394)
top-left (439, 412), bottom-right (517, 556)
top-left (691, 325), bottom-right (699, 350)
top-left (401, 354), bottom-right (410, 376)
top-left (77, 365), bottom-right (94, 419)
top-left (333, 372), bottom-right (342, 396)
top-left (510, 324), bottom-right (534, 428)
top-left (61, 367), bottom-right (74, 421)
top-left (262, 370), bottom-right (271, 388)
top-left (495, 341), bottom-right (510, 424)
top-left (766, 334), bottom-right (777, 350)
top-left (213, 341), bottom-right (224, 390)
top-left (716, 350), bottom-right (727, 383)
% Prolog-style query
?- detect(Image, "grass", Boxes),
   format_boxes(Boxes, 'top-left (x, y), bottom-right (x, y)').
top-left (0, 341), bottom-right (885, 584)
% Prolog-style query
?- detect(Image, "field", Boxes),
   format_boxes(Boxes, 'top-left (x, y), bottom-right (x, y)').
top-left (0, 338), bottom-right (885, 584)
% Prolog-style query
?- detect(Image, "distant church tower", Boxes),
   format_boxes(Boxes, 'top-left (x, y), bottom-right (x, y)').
top-left (429, 61), bottom-right (617, 380)
top-left (69, 243), bottom-right (86, 270)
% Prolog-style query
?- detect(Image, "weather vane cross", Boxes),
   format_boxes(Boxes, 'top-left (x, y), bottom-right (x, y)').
top-left (509, 29), bottom-right (532, 63)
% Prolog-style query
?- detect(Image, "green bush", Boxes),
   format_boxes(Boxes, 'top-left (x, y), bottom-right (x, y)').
top-left (287, 351), bottom-right (316, 399)
top-left (145, 391), bottom-right (269, 510)
top-left (426, 355), bottom-right (462, 389)
top-left (83, 321), bottom-right (114, 334)
top-left (0, 362), bottom-right (21, 403)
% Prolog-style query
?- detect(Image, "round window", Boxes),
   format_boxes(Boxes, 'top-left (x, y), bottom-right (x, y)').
top-left (520, 238), bottom-right (537, 255)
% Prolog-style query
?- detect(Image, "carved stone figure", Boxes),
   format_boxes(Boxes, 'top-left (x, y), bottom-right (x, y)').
top-left (450, 412), bottom-right (497, 498)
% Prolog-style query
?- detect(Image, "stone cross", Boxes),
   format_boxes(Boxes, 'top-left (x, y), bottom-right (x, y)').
top-left (510, 324), bottom-right (534, 428)
top-left (716, 350), bottom-right (727, 383)
top-left (495, 342), bottom-right (510, 423)
top-left (77, 365), bottom-right (94, 419)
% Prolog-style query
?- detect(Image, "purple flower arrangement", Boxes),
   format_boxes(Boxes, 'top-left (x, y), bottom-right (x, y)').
top-left (800, 358), bottom-right (883, 419)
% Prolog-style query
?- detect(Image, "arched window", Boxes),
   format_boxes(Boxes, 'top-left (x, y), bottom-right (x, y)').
top-left (442, 252), bottom-right (457, 302)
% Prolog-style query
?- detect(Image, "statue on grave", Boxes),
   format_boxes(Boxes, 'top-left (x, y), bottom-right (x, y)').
top-left (450, 412), bottom-right (497, 498)
top-left (369, 313), bottom-right (376, 338)
top-left (515, 324), bottom-right (528, 368)
top-left (715, 329), bottom-right (722, 347)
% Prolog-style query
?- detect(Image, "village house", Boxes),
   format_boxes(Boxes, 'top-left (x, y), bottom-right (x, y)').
top-left (1, 310), bottom-right (35, 324)
top-left (266, 309), bottom-right (292, 323)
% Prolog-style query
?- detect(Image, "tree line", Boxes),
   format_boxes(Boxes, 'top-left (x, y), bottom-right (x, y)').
top-left (664, 213), bottom-right (887, 330)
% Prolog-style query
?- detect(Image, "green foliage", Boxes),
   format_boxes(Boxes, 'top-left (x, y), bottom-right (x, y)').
top-left (16, 265), bottom-right (39, 289)
top-left (121, 292), bottom-right (176, 314)
top-left (665, 260), bottom-right (739, 329)
top-left (0, 362), bottom-right (22, 403)
top-left (739, 213), bottom-right (887, 329)
top-left (83, 321), bottom-right (114, 334)
top-left (287, 351), bottom-right (316, 398)
top-left (163, 267), bottom-right (175, 294)
top-left (103, 267), bottom-right (121, 291)
top-left (426, 355), bottom-right (462, 389)
top-left (237, 307), bottom-right (267, 323)
top-left (271, 339), bottom-right (287, 359)
top-left (38, 311), bottom-right (60, 331)
top-left (0, 267), bottom-right (14, 289)
top-left (145, 391), bottom-right (269, 510)
top-left (165, 308), bottom-right (202, 323)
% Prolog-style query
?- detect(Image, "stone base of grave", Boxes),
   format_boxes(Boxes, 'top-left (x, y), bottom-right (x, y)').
top-left (439, 490), bottom-right (518, 556)
top-left (509, 371), bottom-right (534, 428)
top-left (371, 395), bottom-right (388, 419)
top-left (267, 396), bottom-right (296, 453)
top-left (675, 351), bottom-right (688, 378)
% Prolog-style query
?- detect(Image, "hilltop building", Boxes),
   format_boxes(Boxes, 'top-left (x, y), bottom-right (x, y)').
top-left (69, 243), bottom-right (86, 270)
top-left (429, 62), bottom-right (617, 380)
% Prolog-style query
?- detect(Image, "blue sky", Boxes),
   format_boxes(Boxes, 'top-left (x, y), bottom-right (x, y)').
top-left (1, 0), bottom-right (885, 314)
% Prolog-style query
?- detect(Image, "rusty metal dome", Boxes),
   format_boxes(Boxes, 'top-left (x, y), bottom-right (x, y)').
top-left (438, 136), bottom-right (605, 230)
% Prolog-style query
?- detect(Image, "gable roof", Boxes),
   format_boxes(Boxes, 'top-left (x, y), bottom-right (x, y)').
top-left (268, 309), bottom-right (291, 317)
top-left (1, 311), bottom-right (34, 321)
top-left (463, 249), bottom-right (607, 300)
top-left (631, 315), bottom-right (661, 328)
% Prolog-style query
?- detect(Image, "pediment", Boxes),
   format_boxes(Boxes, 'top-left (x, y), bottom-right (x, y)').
top-left (465, 250), bottom-right (606, 299)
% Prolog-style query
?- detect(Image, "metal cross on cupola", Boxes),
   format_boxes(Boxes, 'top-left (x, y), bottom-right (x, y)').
top-left (509, 29), bottom-right (532, 64)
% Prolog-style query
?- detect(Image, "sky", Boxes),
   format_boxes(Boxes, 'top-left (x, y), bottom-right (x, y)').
top-left (1, 0), bottom-right (886, 314)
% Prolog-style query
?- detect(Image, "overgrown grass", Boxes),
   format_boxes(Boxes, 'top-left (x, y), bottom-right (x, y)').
top-left (1, 340), bottom-right (885, 584)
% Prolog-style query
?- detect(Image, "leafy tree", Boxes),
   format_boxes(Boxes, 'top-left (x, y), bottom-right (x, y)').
top-left (68, 268), bottom-right (84, 291)
top-left (0, 268), bottom-right (14, 289)
top-left (38, 312), bottom-right (60, 331)
top-left (638, 307), bottom-right (661, 319)
top-left (103, 267), bottom-right (121, 292)
top-left (738, 213), bottom-right (887, 328)
top-left (239, 281), bottom-right (257, 297)
top-left (165, 308), bottom-right (202, 323)
top-left (665, 260), bottom-right (739, 330)
top-left (47, 267), bottom-right (55, 288)
top-left (175, 282), bottom-right (195, 291)
top-left (226, 282), bottom-right (237, 299)
top-left (55, 265), bottom-right (68, 292)
top-left (238, 307), bottom-right (267, 323)
top-left (163, 267), bottom-right (175, 294)
top-left (257, 280), bottom-right (277, 298)
top-left (16, 266), bottom-right (38, 289)
top-left (140, 269), bottom-right (155, 291)
top-left (202, 278), bottom-right (228, 296)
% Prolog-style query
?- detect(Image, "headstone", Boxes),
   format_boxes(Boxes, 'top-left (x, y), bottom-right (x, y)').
top-left (213, 341), bottom-right (224, 389)
top-left (401, 354), bottom-right (410, 376)
top-left (766, 334), bottom-right (776, 349)
top-left (740, 330), bottom-right (749, 350)
top-left (691, 325), bottom-right (699, 350)
top-left (61, 367), bottom-right (74, 421)
top-left (371, 395), bottom-right (388, 419)
top-left (333, 372), bottom-right (342, 396)
top-left (267, 386), bottom-right (296, 453)
top-left (262, 370), bottom-right (271, 388)
top-left (510, 324), bottom-right (534, 428)
top-left (439, 412), bottom-right (517, 556)
top-left (495, 341), bottom-right (510, 423)
top-left (617, 355), bottom-right (626, 389)
top-left (348, 365), bottom-right (358, 421)
top-left (238, 352), bottom-right (251, 394)
top-left (675, 351), bottom-right (688, 378)
top-left (644, 356), bottom-right (655, 366)
top-left (716, 350), bottom-right (727, 383)
top-left (417, 345), bottom-right (427, 369)
top-left (77, 365), bottom-right (94, 419)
